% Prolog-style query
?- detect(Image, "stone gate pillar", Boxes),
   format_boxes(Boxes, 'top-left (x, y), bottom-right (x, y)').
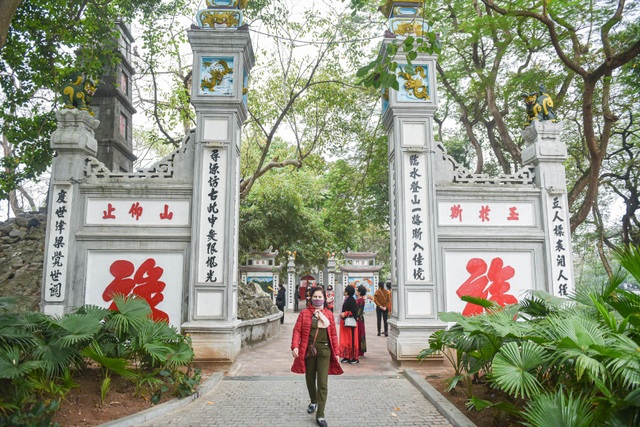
top-left (287, 253), bottom-right (296, 310)
top-left (380, 2), bottom-right (446, 366)
top-left (182, 3), bottom-right (254, 367)
top-left (522, 121), bottom-right (575, 297)
top-left (41, 110), bottom-right (99, 317)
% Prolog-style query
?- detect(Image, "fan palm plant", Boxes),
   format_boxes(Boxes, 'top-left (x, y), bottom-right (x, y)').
top-left (428, 244), bottom-right (640, 425)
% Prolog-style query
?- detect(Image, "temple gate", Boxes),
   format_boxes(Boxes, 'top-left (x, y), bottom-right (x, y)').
top-left (41, 0), bottom-right (575, 368)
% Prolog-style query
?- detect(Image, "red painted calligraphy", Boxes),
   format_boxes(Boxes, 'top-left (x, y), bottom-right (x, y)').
top-left (507, 207), bottom-right (519, 221)
top-left (450, 204), bottom-right (463, 222)
top-left (479, 205), bottom-right (490, 222)
top-left (102, 258), bottom-right (169, 322)
top-left (129, 202), bottom-right (143, 220)
top-left (456, 257), bottom-right (518, 316)
top-left (159, 204), bottom-right (174, 220)
top-left (103, 203), bottom-right (116, 219)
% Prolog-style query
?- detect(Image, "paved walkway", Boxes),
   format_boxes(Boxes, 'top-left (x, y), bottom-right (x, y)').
top-left (137, 311), bottom-right (458, 427)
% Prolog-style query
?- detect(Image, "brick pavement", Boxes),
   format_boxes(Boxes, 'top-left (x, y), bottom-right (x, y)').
top-left (139, 310), bottom-right (454, 427)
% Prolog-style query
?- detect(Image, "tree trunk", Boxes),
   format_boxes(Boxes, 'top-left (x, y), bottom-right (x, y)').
top-left (0, 0), bottom-right (22, 50)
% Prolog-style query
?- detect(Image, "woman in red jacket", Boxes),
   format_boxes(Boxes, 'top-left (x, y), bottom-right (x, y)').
top-left (291, 286), bottom-right (343, 427)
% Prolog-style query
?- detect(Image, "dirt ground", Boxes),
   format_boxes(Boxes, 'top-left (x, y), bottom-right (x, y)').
top-left (424, 370), bottom-right (519, 427)
top-left (52, 365), bottom-right (514, 427)
top-left (51, 367), bottom-right (214, 427)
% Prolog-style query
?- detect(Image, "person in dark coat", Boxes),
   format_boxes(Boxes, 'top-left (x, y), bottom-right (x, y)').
top-left (276, 283), bottom-right (286, 324)
top-left (291, 286), bottom-right (343, 427)
top-left (338, 285), bottom-right (359, 364)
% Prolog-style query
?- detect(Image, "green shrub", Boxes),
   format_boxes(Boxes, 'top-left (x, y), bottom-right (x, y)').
top-left (0, 294), bottom-right (198, 423)
top-left (421, 244), bottom-right (640, 426)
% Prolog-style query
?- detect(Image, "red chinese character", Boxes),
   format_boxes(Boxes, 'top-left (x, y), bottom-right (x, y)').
top-left (479, 205), bottom-right (490, 222)
top-left (102, 258), bottom-right (169, 322)
top-left (103, 203), bottom-right (116, 219)
top-left (450, 204), bottom-right (463, 222)
top-left (129, 202), bottom-right (143, 220)
top-left (159, 204), bottom-right (174, 220)
top-left (456, 257), bottom-right (518, 316)
top-left (507, 207), bottom-right (520, 221)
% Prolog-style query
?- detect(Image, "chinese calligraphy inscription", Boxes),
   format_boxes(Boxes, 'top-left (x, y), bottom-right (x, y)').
top-left (198, 148), bottom-right (226, 283)
top-left (102, 258), bottom-right (169, 322)
top-left (439, 201), bottom-right (535, 226)
top-left (548, 195), bottom-right (573, 296)
top-left (44, 185), bottom-right (73, 302)
top-left (87, 199), bottom-right (189, 226)
top-left (456, 257), bottom-right (518, 316)
top-left (405, 153), bottom-right (430, 282)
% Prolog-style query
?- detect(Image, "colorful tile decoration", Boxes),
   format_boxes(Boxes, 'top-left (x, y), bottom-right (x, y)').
top-left (397, 64), bottom-right (430, 102)
top-left (196, 9), bottom-right (243, 29)
top-left (200, 57), bottom-right (234, 96)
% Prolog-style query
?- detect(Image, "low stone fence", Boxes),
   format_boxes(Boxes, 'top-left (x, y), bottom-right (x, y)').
top-left (238, 311), bottom-right (282, 347)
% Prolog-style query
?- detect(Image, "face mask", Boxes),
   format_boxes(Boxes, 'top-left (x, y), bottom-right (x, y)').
top-left (312, 299), bottom-right (324, 308)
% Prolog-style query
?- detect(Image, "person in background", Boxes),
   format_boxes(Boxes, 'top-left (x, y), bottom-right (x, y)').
top-left (276, 283), bottom-right (286, 324)
top-left (294, 284), bottom-right (300, 312)
top-left (326, 285), bottom-right (335, 312)
top-left (338, 285), bottom-right (359, 364)
top-left (374, 282), bottom-right (390, 337)
top-left (356, 285), bottom-right (367, 357)
top-left (291, 286), bottom-right (343, 427)
top-left (386, 282), bottom-right (392, 317)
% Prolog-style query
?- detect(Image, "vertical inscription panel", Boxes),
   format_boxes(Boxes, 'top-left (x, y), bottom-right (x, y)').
top-left (403, 152), bottom-right (430, 283)
top-left (44, 184), bottom-right (73, 302)
top-left (197, 148), bottom-right (227, 283)
top-left (547, 195), bottom-right (574, 297)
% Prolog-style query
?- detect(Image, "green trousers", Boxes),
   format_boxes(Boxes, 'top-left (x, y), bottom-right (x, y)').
top-left (305, 342), bottom-right (330, 418)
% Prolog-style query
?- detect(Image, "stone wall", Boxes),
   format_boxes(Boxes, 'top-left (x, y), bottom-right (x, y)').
top-left (0, 212), bottom-right (47, 312)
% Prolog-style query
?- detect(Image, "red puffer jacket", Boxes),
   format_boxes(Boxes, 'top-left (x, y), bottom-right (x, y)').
top-left (291, 306), bottom-right (344, 375)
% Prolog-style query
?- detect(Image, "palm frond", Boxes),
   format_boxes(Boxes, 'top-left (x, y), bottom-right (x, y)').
top-left (73, 304), bottom-right (111, 322)
top-left (54, 314), bottom-right (103, 347)
top-left (105, 295), bottom-right (152, 338)
top-left (31, 337), bottom-right (82, 379)
top-left (522, 390), bottom-right (595, 427)
top-left (614, 244), bottom-right (640, 284)
top-left (165, 341), bottom-right (195, 369)
top-left (490, 341), bottom-right (547, 399)
top-left (82, 345), bottom-right (137, 381)
top-left (0, 347), bottom-right (41, 379)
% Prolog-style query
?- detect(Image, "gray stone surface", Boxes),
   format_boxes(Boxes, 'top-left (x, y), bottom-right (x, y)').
top-left (0, 212), bottom-right (46, 312)
top-left (139, 375), bottom-right (455, 427)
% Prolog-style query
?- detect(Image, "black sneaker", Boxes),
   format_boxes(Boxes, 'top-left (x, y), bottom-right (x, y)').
top-left (349, 359), bottom-right (359, 364)
top-left (307, 403), bottom-right (317, 414)
top-left (340, 358), bottom-right (349, 363)
top-left (316, 418), bottom-right (328, 427)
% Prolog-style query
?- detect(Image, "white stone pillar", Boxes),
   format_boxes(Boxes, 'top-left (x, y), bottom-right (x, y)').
top-left (181, 28), bottom-right (254, 367)
top-left (522, 121), bottom-right (575, 297)
top-left (287, 254), bottom-right (296, 310)
top-left (380, 39), bottom-right (446, 366)
top-left (41, 109), bottom-right (100, 316)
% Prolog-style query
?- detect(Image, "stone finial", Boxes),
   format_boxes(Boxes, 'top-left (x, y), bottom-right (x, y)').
top-left (50, 109), bottom-right (99, 156)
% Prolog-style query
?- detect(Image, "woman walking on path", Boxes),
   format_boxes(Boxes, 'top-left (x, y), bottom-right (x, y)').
top-left (291, 286), bottom-right (343, 427)
top-left (356, 285), bottom-right (367, 357)
top-left (338, 285), bottom-right (359, 364)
